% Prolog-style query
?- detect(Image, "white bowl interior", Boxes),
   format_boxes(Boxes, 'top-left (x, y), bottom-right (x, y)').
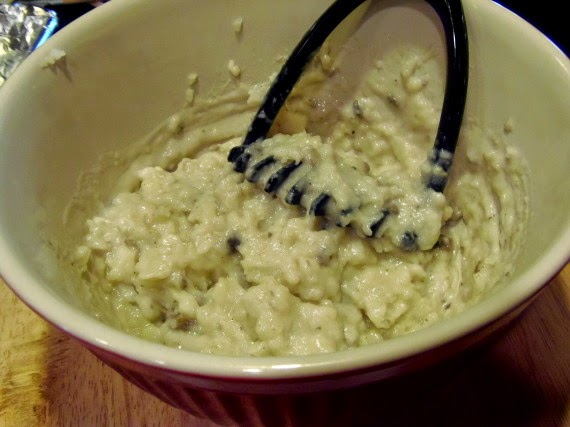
top-left (0, 0), bottom-right (569, 377)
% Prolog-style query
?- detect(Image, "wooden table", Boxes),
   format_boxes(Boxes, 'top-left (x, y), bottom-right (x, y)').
top-left (1, 264), bottom-right (569, 426)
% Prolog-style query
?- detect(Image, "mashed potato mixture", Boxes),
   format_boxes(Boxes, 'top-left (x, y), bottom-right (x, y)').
top-left (74, 45), bottom-right (528, 356)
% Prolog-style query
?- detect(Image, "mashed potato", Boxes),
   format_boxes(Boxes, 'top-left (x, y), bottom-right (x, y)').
top-left (74, 45), bottom-right (528, 356)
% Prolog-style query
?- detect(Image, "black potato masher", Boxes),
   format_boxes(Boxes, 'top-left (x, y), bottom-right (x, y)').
top-left (228, 0), bottom-right (468, 250)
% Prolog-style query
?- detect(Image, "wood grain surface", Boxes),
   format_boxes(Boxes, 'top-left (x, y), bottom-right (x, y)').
top-left (1, 263), bottom-right (569, 427)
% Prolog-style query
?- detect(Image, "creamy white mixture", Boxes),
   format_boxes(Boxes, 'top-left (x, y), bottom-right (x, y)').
top-left (74, 46), bottom-right (528, 356)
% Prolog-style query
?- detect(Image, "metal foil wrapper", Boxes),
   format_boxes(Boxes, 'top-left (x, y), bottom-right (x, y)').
top-left (0, 3), bottom-right (58, 87)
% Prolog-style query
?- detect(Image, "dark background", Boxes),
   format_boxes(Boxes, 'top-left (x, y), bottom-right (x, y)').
top-left (48, 1), bottom-right (567, 55)
top-left (495, 0), bottom-right (567, 54)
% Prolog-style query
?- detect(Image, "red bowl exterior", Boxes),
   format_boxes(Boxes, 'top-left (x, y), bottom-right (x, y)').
top-left (81, 293), bottom-right (538, 426)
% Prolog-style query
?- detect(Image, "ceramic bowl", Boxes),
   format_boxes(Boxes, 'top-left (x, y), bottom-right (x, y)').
top-left (0, 0), bottom-right (568, 425)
